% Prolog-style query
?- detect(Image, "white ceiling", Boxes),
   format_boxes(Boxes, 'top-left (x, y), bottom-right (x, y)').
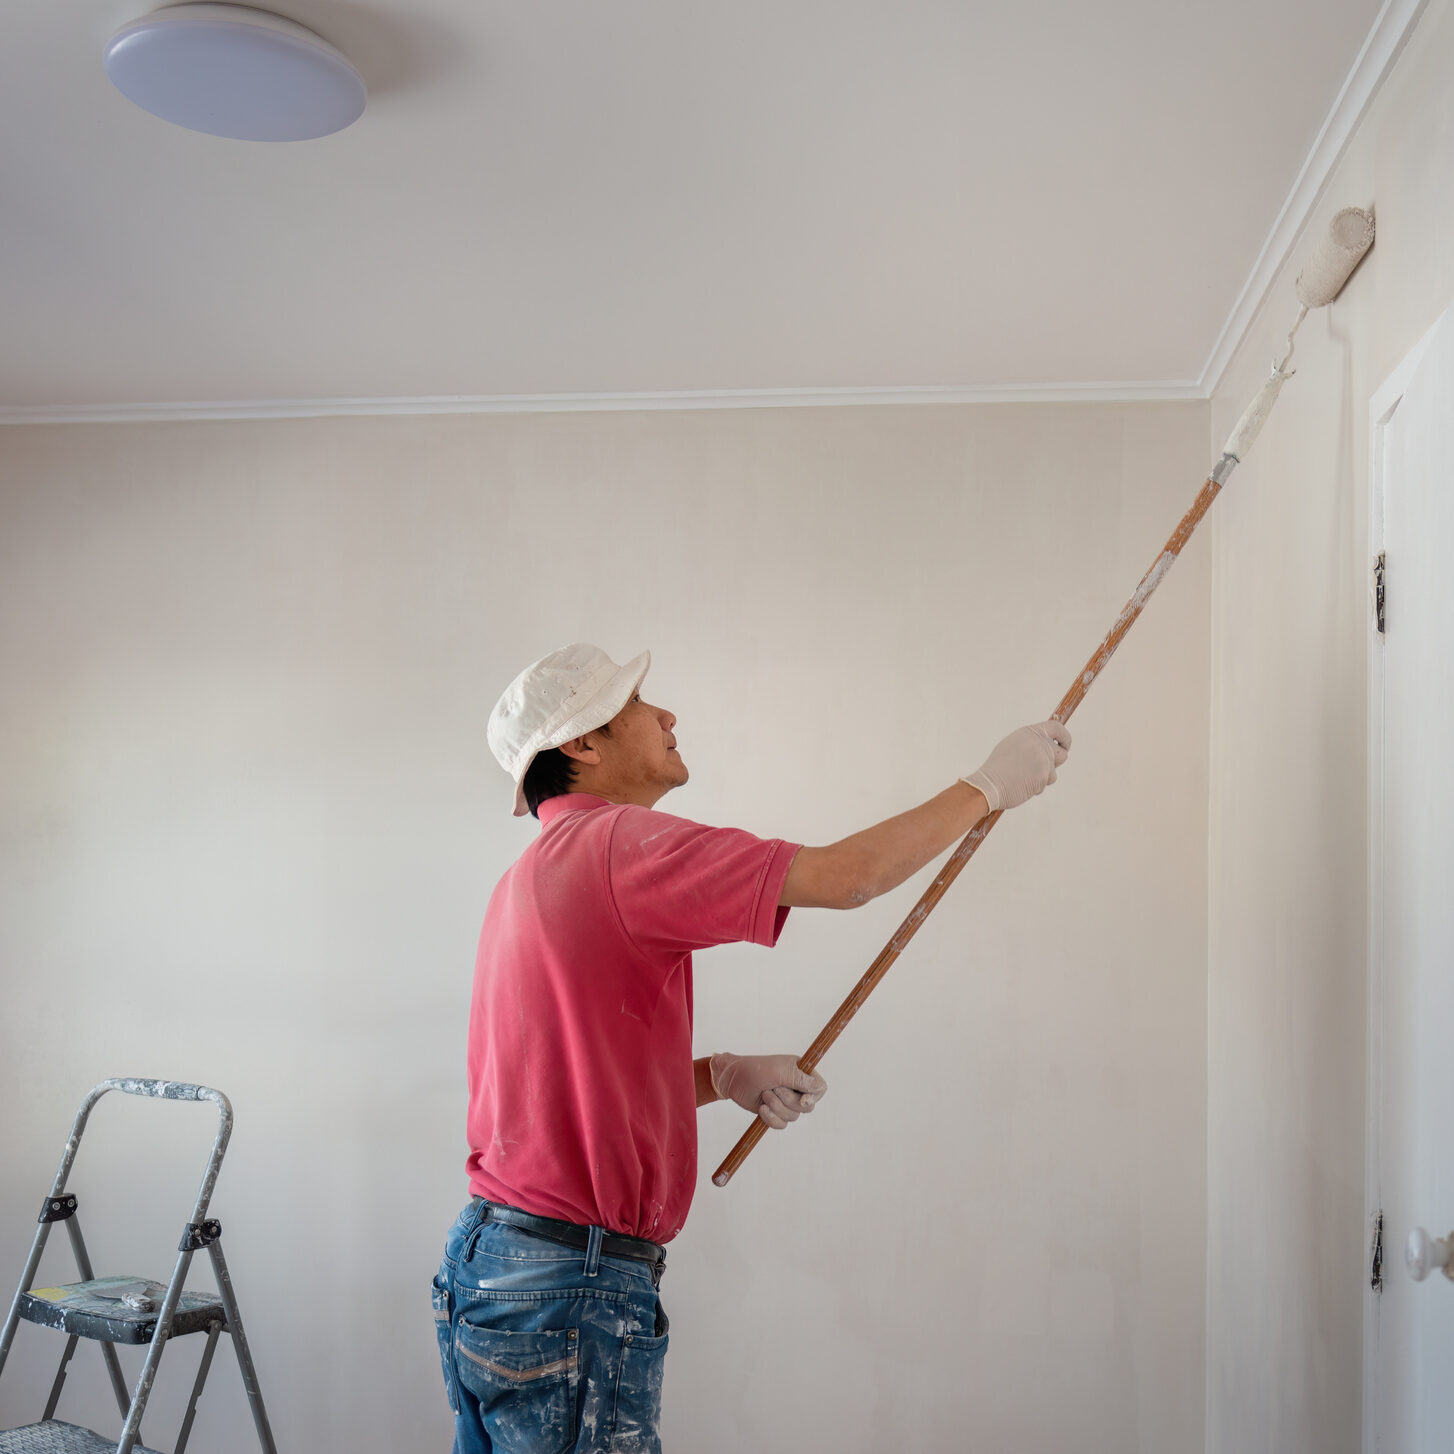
top-left (4, 0), bottom-right (1388, 412)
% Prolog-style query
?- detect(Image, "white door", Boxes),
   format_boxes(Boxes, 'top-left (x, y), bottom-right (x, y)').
top-left (1371, 304), bottom-right (1454, 1454)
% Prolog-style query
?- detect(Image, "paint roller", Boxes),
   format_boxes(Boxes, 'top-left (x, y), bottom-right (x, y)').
top-left (712, 206), bottom-right (1376, 1188)
top-left (1215, 207), bottom-right (1376, 481)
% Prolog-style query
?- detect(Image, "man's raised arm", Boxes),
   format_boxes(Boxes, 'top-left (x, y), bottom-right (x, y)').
top-left (780, 721), bottom-right (1071, 909)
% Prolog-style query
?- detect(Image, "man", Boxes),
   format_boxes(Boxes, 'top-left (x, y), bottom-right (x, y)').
top-left (434, 643), bottom-right (1070, 1452)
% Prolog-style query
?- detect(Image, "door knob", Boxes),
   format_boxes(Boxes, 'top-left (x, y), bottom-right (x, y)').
top-left (1405, 1227), bottom-right (1454, 1282)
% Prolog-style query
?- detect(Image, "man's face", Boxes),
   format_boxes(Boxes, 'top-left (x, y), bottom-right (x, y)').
top-left (594, 692), bottom-right (689, 801)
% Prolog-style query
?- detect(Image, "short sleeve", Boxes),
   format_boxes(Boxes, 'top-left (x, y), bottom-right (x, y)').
top-left (605, 806), bottom-right (799, 959)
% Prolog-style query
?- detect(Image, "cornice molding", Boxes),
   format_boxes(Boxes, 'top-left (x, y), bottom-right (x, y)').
top-left (1197, 0), bottom-right (1430, 394)
top-left (0, 381), bottom-right (1204, 426)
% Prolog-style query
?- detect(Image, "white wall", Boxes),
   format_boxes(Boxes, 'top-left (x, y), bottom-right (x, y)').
top-left (0, 400), bottom-right (1209, 1452)
top-left (1205, 1), bottom-right (1454, 1449)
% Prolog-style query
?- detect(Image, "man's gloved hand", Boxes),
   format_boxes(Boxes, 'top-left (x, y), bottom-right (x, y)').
top-left (962, 720), bottom-right (1072, 812)
top-left (709, 1052), bottom-right (827, 1131)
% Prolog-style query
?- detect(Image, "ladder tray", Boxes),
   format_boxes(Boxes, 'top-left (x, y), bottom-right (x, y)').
top-left (16, 1279), bottom-right (223, 1345)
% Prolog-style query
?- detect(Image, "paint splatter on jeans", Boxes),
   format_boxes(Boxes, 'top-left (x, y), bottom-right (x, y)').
top-left (435, 1202), bottom-right (668, 1453)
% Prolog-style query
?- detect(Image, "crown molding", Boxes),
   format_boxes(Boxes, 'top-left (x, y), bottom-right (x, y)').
top-left (1197, 0), bottom-right (1430, 394)
top-left (0, 381), bottom-right (1205, 426)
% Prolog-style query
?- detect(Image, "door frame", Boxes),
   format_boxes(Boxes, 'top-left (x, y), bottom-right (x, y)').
top-left (1362, 313), bottom-right (1442, 1454)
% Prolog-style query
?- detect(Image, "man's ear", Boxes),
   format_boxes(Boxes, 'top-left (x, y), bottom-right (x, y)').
top-left (558, 734), bottom-right (602, 766)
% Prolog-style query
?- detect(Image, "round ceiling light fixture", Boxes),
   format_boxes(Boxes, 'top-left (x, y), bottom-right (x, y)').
top-left (103, 3), bottom-right (366, 142)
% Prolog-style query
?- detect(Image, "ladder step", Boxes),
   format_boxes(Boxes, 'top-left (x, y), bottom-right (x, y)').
top-left (16, 1278), bottom-right (224, 1345)
top-left (0, 1422), bottom-right (166, 1454)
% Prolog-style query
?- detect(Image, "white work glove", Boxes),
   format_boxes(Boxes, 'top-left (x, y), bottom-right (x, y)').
top-left (962, 720), bottom-right (1072, 811)
top-left (709, 1052), bottom-right (826, 1131)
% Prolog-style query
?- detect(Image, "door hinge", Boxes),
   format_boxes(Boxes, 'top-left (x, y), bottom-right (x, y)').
top-left (1374, 552), bottom-right (1386, 635)
top-left (1371, 1210), bottom-right (1384, 1293)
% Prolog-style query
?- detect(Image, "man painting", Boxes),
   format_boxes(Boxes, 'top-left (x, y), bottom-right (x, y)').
top-left (434, 643), bottom-right (1069, 1452)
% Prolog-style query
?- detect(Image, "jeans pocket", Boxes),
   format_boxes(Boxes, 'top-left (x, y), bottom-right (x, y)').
top-left (430, 1277), bottom-right (459, 1415)
top-left (612, 1326), bottom-right (669, 1454)
top-left (455, 1323), bottom-right (579, 1454)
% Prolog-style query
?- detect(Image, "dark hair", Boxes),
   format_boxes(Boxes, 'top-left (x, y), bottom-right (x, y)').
top-left (523, 747), bottom-right (576, 817)
top-left (522, 723), bottom-right (611, 818)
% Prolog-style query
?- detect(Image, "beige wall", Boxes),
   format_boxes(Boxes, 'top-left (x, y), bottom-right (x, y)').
top-left (0, 400), bottom-right (1209, 1451)
top-left (1205, 1), bottom-right (1454, 1449)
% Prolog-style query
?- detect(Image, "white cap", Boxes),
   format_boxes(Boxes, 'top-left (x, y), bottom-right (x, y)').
top-left (487, 643), bottom-right (651, 816)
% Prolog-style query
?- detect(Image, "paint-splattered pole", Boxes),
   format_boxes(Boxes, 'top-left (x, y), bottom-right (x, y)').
top-left (712, 472), bottom-right (1225, 1187)
top-left (713, 204), bottom-right (1374, 1188)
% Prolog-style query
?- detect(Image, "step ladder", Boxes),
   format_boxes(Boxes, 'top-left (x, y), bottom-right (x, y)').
top-left (0, 1080), bottom-right (277, 1454)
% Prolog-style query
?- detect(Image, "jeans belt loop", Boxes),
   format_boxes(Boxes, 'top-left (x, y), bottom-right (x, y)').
top-left (463, 1198), bottom-right (490, 1260)
top-left (583, 1223), bottom-right (603, 1278)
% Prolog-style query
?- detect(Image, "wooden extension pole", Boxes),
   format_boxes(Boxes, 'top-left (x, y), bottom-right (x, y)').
top-left (712, 470), bottom-right (1227, 1187)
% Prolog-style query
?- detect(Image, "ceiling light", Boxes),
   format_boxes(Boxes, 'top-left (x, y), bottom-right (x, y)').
top-left (103, 4), bottom-right (366, 142)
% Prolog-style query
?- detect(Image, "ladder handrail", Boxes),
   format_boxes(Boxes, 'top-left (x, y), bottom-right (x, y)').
top-left (49, 1081), bottom-right (234, 1226)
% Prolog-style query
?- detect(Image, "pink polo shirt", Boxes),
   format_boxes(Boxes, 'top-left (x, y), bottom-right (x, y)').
top-left (465, 793), bottom-right (799, 1242)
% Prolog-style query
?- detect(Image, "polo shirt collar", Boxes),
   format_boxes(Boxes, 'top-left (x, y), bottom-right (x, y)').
top-left (536, 793), bottom-right (615, 826)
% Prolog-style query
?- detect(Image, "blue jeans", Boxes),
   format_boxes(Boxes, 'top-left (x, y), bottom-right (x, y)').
top-left (433, 1202), bottom-right (670, 1453)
